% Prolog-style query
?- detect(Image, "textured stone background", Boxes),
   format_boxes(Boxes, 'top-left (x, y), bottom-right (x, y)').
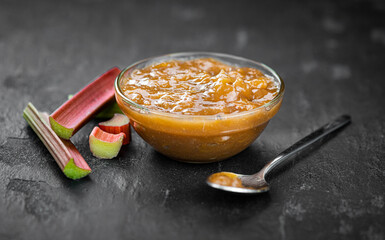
top-left (0, 0), bottom-right (384, 239)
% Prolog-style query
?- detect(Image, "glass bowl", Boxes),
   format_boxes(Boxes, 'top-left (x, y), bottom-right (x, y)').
top-left (115, 52), bottom-right (285, 163)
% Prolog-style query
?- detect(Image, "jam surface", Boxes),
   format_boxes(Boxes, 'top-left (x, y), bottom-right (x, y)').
top-left (121, 58), bottom-right (279, 115)
top-left (208, 172), bottom-right (255, 189)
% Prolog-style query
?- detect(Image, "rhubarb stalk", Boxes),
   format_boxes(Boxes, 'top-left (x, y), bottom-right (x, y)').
top-left (99, 113), bottom-right (130, 145)
top-left (95, 101), bottom-right (123, 119)
top-left (50, 67), bottom-right (121, 139)
top-left (89, 127), bottom-right (125, 159)
top-left (23, 103), bottom-right (91, 180)
top-left (68, 94), bottom-right (123, 119)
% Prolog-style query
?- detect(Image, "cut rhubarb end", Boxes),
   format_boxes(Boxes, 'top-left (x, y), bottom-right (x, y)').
top-left (89, 126), bottom-right (125, 159)
top-left (49, 116), bottom-right (74, 140)
top-left (63, 158), bottom-right (91, 180)
top-left (50, 67), bottom-right (121, 139)
top-left (23, 103), bottom-right (91, 180)
top-left (99, 113), bottom-right (131, 145)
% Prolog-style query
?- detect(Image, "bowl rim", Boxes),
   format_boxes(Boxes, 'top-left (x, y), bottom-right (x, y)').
top-left (114, 52), bottom-right (285, 120)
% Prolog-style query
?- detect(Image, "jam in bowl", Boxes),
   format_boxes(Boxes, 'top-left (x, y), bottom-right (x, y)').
top-left (115, 52), bottom-right (284, 163)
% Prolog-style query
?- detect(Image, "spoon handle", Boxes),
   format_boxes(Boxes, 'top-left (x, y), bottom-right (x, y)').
top-left (262, 115), bottom-right (351, 177)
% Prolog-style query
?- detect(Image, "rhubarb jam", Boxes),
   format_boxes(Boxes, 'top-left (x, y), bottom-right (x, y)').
top-left (208, 172), bottom-right (254, 189)
top-left (116, 54), bottom-right (284, 163)
top-left (120, 58), bottom-right (279, 115)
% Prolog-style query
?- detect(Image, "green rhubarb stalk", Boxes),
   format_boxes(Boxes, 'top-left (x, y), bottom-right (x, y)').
top-left (68, 95), bottom-right (122, 119)
top-left (95, 101), bottom-right (123, 119)
top-left (23, 103), bottom-right (91, 180)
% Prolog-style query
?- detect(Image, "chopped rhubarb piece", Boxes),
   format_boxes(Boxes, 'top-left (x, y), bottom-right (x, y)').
top-left (98, 113), bottom-right (130, 145)
top-left (50, 67), bottom-right (121, 139)
top-left (89, 126), bottom-right (125, 159)
top-left (23, 103), bottom-right (91, 180)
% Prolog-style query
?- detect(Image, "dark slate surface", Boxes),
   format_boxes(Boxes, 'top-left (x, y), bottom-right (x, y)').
top-left (1, 0), bottom-right (384, 239)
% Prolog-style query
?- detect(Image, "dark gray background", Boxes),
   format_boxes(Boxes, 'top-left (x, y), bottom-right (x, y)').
top-left (1, 0), bottom-right (384, 239)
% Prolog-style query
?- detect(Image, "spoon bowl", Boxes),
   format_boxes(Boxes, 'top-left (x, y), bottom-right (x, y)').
top-left (206, 115), bottom-right (351, 194)
top-left (207, 173), bottom-right (270, 194)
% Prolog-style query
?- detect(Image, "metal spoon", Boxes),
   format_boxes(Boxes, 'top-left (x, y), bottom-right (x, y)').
top-left (206, 115), bottom-right (351, 194)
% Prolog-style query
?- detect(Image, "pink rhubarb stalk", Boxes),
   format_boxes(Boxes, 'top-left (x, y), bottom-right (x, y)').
top-left (49, 67), bottom-right (121, 139)
top-left (23, 103), bottom-right (91, 180)
top-left (98, 113), bottom-right (131, 145)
